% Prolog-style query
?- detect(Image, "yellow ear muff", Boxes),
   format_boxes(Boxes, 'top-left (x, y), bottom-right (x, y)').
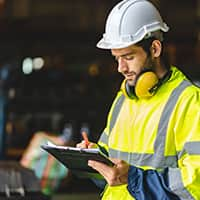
top-left (135, 71), bottom-right (159, 99)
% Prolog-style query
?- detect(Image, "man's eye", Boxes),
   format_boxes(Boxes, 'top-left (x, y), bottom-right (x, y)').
top-left (125, 55), bottom-right (134, 60)
top-left (114, 55), bottom-right (134, 61)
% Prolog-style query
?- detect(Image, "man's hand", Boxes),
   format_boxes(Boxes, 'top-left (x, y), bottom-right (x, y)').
top-left (76, 140), bottom-right (97, 148)
top-left (88, 158), bottom-right (129, 186)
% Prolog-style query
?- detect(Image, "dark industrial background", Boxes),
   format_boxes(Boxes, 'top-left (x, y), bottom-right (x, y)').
top-left (0, 1), bottom-right (199, 198)
top-left (0, 0), bottom-right (199, 158)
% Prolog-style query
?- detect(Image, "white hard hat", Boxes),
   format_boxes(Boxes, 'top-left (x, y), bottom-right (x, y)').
top-left (97, 0), bottom-right (169, 49)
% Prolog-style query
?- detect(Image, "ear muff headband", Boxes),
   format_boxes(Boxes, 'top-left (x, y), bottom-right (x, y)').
top-left (121, 79), bottom-right (133, 99)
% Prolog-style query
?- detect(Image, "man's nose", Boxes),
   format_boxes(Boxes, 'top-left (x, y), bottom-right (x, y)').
top-left (117, 58), bottom-right (127, 73)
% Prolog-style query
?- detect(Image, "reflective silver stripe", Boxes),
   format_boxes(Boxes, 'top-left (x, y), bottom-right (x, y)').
top-left (184, 141), bottom-right (200, 155)
top-left (99, 131), bottom-right (109, 145)
top-left (153, 80), bottom-right (192, 165)
top-left (99, 94), bottom-right (125, 145)
top-left (109, 94), bottom-right (125, 133)
top-left (109, 148), bottom-right (177, 168)
top-left (178, 141), bottom-right (200, 159)
top-left (168, 168), bottom-right (194, 200)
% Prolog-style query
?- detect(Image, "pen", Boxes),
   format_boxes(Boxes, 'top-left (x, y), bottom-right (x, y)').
top-left (81, 131), bottom-right (89, 147)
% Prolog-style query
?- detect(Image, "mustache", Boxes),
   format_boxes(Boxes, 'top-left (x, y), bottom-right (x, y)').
top-left (123, 71), bottom-right (137, 76)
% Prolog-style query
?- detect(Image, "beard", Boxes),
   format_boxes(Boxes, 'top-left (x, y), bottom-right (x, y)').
top-left (126, 56), bottom-right (156, 87)
top-left (142, 55), bottom-right (156, 73)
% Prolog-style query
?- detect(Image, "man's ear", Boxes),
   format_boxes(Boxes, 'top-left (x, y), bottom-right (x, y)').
top-left (150, 40), bottom-right (162, 58)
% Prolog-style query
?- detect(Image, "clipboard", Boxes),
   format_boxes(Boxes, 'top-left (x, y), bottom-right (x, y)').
top-left (41, 142), bottom-right (114, 174)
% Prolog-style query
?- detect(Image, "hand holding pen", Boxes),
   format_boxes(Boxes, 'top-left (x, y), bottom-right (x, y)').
top-left (81, 131), bottom-right (90, 147)
top-left (76, 131), bottom-right (97, 149)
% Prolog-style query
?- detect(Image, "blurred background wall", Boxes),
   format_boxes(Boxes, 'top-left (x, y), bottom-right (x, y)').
top-left (0, 0), bottom-right (199, 160)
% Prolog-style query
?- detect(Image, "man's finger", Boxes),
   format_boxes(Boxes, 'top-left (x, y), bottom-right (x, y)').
top-left (88, 160), bottom-right (113, 177)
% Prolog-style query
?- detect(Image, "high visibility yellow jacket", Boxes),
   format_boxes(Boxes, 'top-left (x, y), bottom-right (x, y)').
top-left (98, 66), bottom-right (200, 200)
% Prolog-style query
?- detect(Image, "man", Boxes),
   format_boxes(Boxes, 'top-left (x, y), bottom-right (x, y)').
top-left (77, 0), bottom-right (200, 199)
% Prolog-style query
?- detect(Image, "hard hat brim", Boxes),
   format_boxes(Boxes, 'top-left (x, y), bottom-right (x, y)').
top-left (96, 38), bottom-right (138, 50)
top-left (96, 24), bottom-right (169, 50)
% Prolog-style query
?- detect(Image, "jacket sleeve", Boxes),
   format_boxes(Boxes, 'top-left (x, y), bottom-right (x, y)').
top-left (127, 166), bottom-right (180, 200)
top-left (168, 88), bottom-right (200, 199)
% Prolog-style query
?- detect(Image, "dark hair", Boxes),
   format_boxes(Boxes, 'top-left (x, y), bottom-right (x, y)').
top-left (135, 36), bottom-right (170, 70)
top-left (135, 37), bottom-right (157, 56)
